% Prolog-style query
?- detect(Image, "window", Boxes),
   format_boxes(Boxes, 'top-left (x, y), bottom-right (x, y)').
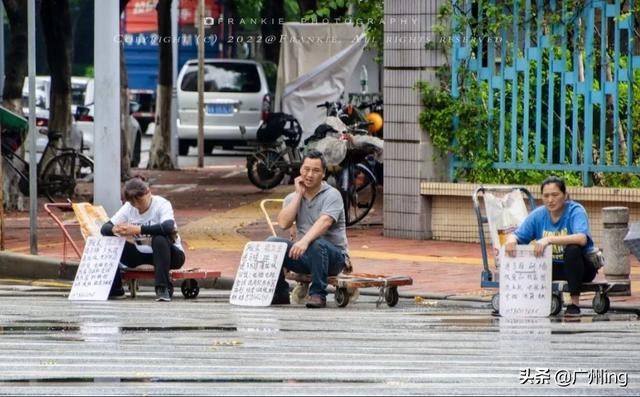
top-left (181, 62), bottom-right (261, 93)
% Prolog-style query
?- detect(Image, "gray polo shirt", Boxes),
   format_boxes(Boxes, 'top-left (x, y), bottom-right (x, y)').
top-left (283, 181), bottom-right (348, 252)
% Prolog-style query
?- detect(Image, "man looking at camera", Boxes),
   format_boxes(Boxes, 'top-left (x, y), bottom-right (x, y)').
top-left (267, 150), bottom-right (350, 308)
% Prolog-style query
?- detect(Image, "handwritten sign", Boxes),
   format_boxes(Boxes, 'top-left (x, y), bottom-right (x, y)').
top-left (499, 245), bottom-right (552, 317)
top-left (69, 236), bottom-right (126, 301)
top-left (230, 241), bottom-right (288, 306)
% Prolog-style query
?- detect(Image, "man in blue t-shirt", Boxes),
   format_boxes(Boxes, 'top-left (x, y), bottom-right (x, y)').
top-left (505, 176), bottom-right (598, 317)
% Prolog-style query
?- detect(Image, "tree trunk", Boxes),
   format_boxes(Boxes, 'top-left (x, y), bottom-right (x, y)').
top-left (261, 0), bottom-right (284, 63)
top-left (2, 0), bottom-right (28, 211)
top-left (147, 0), bottom-right (174, 169)
top-left (40, 0), bottom-right (73, 164)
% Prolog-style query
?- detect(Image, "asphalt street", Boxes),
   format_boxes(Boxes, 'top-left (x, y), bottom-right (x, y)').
top-left (0, 283), bottom-right (638, 396)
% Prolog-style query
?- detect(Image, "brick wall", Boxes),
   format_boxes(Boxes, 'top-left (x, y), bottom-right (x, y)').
top-left (421, 182), bottom-right (640, 247)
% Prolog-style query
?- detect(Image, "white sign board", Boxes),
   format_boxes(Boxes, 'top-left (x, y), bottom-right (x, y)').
top-left (230, 241), bottom-right (288, 306)
top-left (499, 245), bottom-right (552, 317)
top-left (69, 236), bottom-right (126, 301)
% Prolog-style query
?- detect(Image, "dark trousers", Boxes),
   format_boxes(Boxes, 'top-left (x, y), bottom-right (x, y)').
top-left (110, 235), bottom-right (185, 293)
top-left (552, 244), bottom-right (597, 295)
top-left (267, 236), bottom-right (346, 298)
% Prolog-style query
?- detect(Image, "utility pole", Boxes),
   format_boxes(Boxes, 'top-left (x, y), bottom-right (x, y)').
top-left (94, 1), bottom-right (121, 215)
top-left (197, 0), bottom-right (205, 168)
top-left (27, 0), bottom-right (37, 254)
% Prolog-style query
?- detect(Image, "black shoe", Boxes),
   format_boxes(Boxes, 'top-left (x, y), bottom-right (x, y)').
top-left (108, 288), bottom-right (126, 300)
top-left (565, 304), bottom-right (581, 317)
top-left (271, 293), bottom-right (290, 305)
top-left (155, 287), bottom-right (171, 302)
top-left (305, 295), bottom-right (326, 308)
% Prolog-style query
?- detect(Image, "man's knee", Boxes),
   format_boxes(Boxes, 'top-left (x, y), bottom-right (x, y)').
top-left (307, 239), bottom-right (331, 254)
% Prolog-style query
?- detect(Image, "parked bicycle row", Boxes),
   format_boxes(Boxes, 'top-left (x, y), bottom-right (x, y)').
top-left (246, 98), bottom-right (384, 227)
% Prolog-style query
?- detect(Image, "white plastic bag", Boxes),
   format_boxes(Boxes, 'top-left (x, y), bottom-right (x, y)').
top-left (484, 190), bottom-right (529, 260)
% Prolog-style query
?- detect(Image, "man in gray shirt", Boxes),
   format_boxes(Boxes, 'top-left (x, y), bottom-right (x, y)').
top-left (268, 150), bottom-right (349, 308)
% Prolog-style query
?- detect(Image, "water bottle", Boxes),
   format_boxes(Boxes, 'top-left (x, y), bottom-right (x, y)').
top-left (359, 65), bottom-right (368, 94)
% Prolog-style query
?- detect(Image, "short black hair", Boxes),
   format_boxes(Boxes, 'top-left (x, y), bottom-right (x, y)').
top-left (540, 176), bottom-right (566, 194)
top-left (123, 177), bottom-right (150, 201)
top-left (302, 150), bottom-right (327, 171)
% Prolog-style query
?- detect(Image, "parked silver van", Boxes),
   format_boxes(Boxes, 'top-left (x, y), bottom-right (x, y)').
top-left (176, 59), bottom-right (271, 154)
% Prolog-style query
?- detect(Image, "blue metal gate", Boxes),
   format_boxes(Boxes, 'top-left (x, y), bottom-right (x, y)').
top-left (451, 0), bottom-right (639, 185)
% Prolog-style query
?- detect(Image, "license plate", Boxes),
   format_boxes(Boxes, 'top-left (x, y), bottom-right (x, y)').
top-left (206, 104), bottom-right (233, 114)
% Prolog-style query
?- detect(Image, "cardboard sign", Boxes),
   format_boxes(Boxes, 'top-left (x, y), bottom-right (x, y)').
top-left (230, 241), bottom-right (288, 306)
top-left (69, 236), bottom-right (126, 301)
top-left (499, 245), bottom-right (552, 317)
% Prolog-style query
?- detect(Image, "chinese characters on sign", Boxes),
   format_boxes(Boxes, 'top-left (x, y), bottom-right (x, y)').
top-left (230, 242), bottom-right (288, 307)
top-left (499, 245), bottom-right (552, 317)
top-left (69, 236), bottom-right (126, 301)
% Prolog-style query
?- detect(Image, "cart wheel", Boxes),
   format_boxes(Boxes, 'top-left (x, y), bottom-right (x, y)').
top-left (335, 287), bottom-right (350, 307)
top-left (550, 293), bottom-right (563, 315)
top-left (385, 286), bottom-right (399, 307)
top-left (128, 279), bottom-right (138, 299)
top-left (592, 292), bottom-right (610, 314)
top-left (491, 293), bottom-right (500, 312)
top-left (181, 279), bottom-right (200, 299)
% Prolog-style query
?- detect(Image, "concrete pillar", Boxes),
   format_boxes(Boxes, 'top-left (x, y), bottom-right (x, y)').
top-left (382, 0), bottom-right (447, 240)
top-left (601, 207), bottom-right (630, 294)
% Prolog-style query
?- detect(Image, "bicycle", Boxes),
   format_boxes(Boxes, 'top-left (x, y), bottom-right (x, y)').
top-left (2, 128), bottom-right (94, 202)
top-left (246, 113), bottom-right (304, 190)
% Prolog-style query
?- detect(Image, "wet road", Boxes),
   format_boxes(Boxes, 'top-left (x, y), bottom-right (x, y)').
top-left (0, 283), bottom-right (638, 395)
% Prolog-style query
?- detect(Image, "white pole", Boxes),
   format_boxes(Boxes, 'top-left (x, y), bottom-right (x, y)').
top-left (197, 0), bottom-right (204, 168)
top-left (170, 0), bottom-right (178, 165)
top-left (27, 0), bottom-right (37, 254)
top-left (94, 1), bottom-right (121, 215)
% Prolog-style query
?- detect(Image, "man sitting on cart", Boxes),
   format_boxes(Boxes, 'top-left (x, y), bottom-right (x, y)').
top-left (504, 176), bottom-right (598, 317)
top-left (267, 150), bottom-right (350, 308)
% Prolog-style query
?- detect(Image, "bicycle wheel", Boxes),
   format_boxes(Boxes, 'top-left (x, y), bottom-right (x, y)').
top-left (344, 163), bottom-right (377, 226)
top-left (246, 148), bottom-right (286, 189)
top-left (41, 152), bottom-right (94, 202)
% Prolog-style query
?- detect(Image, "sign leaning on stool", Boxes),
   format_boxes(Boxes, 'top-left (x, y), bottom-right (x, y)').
top-left (499, 245), bottom-right (552, 317)
top-left (230, 241), bottom-right (288, 306)
top-left (69, 236), bottom-right (126, 301)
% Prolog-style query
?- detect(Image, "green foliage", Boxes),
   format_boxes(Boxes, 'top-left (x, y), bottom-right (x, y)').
top-left (418, 0), bottom-right (640, 187)
top-left (303, 0), bottom-right (384, 60)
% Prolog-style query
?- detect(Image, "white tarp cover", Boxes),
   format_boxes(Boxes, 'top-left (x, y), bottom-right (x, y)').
top-left (275, 23), bottom-right (365, 141)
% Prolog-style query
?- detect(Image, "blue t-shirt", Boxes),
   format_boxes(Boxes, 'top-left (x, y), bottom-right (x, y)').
top-left (513, 200), bottom-right (594, 262)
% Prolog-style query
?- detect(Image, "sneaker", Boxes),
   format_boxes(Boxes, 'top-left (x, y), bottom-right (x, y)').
top-left (565, 304), bottom-right (581, 317)
top-left (270, 293), bottom-right (290, 305)
top-left (305, 295), bottom-right (326, 309)
top-left (155, 287), bottom-right (171, 302)
top-left (108, 288), bottom-right (126, 300)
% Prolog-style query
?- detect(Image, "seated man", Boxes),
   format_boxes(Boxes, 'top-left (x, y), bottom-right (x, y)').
top-left (268, 150), bottom-right (349, 308)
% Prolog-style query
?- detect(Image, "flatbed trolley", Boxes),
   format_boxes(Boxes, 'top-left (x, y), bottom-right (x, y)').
top-left (44, 202), bottom-right (220, 299)
top-left (260, 199), bottom-right (413, 307)
top-left (472, 186), bottom-right (623, 315)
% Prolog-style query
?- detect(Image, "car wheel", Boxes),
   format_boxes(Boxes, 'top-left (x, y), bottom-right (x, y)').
top-left (179, 139), bottom-right (190, 156)
top-left (130, 130), bottom-right (141, 168)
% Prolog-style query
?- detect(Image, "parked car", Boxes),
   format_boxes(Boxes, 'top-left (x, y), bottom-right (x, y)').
top-left (21, 76), bottom-right (83, 152)
top-left (22, 76), bottom-right (143, 167)
top-left (176, 59), bottom-right (272, 155)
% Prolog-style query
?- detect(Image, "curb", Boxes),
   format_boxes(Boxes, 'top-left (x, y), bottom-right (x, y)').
top-left (0, 252), bottom-right (637, 314)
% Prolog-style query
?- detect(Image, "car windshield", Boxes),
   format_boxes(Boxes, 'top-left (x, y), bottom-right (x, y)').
top-left (180, 62), bottom-right (261, 93)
